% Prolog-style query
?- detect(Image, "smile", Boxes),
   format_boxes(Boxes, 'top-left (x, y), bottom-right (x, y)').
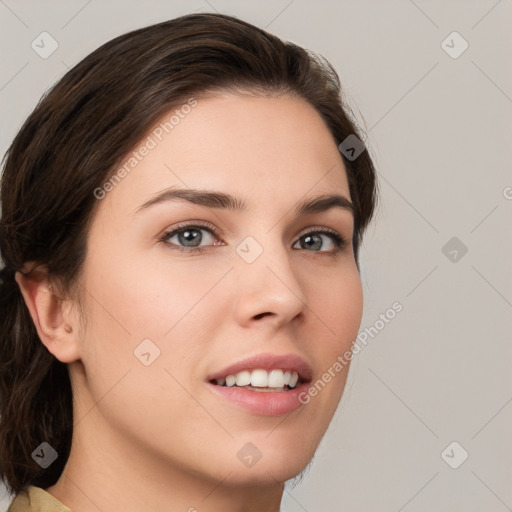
top-left (210, 368), bottom-right (301, 390)
top-left (205, 353), bottom-right (314, 416)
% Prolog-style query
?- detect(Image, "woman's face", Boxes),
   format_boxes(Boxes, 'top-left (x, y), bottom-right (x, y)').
top-left (71, 91), bottom-right (363, 486)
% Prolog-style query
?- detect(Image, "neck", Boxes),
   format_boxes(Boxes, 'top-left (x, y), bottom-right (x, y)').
top-left (45, 408), bottom-right (285, 512)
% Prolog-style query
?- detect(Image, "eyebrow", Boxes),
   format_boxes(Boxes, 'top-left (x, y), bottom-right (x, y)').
top-left (135, 187), bottom-right (354, 217)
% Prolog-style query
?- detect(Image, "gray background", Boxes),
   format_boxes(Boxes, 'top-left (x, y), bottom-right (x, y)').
top-left (1, 1), bottom-right (511, 510)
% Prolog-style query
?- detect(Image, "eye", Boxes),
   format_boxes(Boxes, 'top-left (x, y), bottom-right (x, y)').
top-left (159, 222), bottom-right (347, 255)
top-left (292, 228), bottom-right (347, 253)
top-left (160, 221), bottom-right (221, 253)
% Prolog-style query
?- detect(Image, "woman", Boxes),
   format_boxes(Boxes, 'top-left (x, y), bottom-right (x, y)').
top-left (0, 12), bottom-right (377, 511)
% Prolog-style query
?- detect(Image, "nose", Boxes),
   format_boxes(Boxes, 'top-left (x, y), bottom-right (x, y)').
top-left (233, 237), bottom-right (307, 329)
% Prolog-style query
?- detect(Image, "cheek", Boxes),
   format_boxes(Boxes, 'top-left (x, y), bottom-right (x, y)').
top-left (309, 266), bottom-right (363, 351)
top-left (77, 255), bottom-right (231, 396)
top-left (83, 249), bottom-right (226, 339)
top-left (339, 273), bottom-right (363, 341)
top-left (74, 266), bottom-right (211, 426)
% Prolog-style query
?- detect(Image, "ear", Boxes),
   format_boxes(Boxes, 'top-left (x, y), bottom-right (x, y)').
top-left (15, 264), bottom-right (81, 363)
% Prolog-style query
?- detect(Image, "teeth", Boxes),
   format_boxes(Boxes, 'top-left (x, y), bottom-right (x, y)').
top-left (251, 369), bottom-right (268, 387)
top-left (214, 369), bottom-right (300, 389)
top-left (288, 371), bottom-right (299, 388)
top-left (268, 369), bottom-right (285, 388)
top-left (235, 370), bottom-right (251, 387)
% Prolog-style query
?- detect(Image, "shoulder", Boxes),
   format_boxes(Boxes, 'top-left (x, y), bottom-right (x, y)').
top-left (7, 485), bottom-right (72, 512)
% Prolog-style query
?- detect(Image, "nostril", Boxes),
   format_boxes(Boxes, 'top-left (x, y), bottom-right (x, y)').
top-left (254, 312), bottom-right (272, 320)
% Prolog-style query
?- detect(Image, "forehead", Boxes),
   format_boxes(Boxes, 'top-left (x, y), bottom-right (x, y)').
top-left (95, 92), bottom-right (350, 221)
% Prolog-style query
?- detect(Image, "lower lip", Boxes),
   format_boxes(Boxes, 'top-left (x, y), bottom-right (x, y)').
top-left (206, 381), bottom-right (310, 416)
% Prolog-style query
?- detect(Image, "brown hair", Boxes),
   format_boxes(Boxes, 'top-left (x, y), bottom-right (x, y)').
top-left (0, 12), bottom-right (378, 495)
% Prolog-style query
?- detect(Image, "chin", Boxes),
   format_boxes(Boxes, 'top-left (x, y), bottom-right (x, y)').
top-left (220, 456), bottom-right (314, 487)
top-left (211, 437), bottom-right (318, 487)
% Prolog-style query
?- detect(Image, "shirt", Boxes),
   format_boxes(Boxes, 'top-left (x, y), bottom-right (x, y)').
top-left (6, 485), bottom-right (72, 512)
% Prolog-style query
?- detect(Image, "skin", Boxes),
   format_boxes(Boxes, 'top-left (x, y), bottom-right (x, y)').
top-left (16, 91), bottom-right (363, 512)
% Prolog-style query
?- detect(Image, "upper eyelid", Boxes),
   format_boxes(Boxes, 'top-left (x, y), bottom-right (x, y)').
top-left (161, 220), bottom-right (219, 238)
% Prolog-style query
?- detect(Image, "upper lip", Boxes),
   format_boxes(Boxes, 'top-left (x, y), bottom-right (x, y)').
top-left (206, 352), bottom-right (313, 383)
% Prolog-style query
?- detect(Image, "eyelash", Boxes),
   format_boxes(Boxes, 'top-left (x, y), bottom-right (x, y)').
top-left (159, 221), bottom-right (347, 255)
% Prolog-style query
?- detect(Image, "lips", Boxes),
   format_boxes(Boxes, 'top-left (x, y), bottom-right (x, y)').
top-left (206, 380), bottom-right (311, 416)
top-left (206, 352), bottom-right (313, 383)
top-left (205, 353), bottom-right (314, 416)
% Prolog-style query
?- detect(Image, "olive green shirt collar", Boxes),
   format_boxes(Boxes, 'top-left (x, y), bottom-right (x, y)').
top-left (7, 485), bottom-right (72, 512)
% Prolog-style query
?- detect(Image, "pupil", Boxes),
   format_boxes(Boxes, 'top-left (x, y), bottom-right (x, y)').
top-left (179, 229), bottom-right (201, 247)
top-left (303, 234), bottom-right (321, 251)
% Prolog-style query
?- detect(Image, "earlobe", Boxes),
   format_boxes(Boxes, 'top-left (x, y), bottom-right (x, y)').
top-left (14, 265), bottom-right (81, 363)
